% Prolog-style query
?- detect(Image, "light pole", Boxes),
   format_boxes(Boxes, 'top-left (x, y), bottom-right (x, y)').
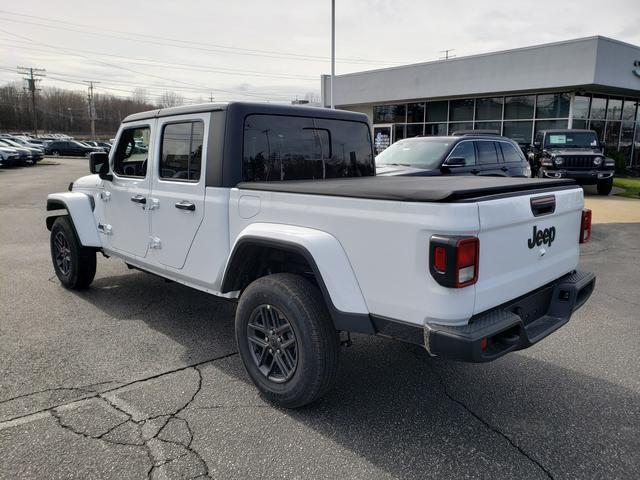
top-left (330, 0), bottom-right (335, 109)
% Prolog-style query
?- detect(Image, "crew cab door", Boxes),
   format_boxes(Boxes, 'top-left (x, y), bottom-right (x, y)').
top-left (102, 122), bottom-right (153, 258)
top-left (148, 114), bottom-right (207, 269)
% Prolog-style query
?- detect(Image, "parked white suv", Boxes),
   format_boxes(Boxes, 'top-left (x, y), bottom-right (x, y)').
top-left (46, 102), bottom-right (595, 407)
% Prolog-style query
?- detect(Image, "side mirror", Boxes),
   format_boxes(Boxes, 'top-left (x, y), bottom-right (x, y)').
top-left (89, 151), bottom-right (112, 181)
top-left (533, 141), bottom-right (541, 149)
top-left (444, 157), bottom-right (466, 167)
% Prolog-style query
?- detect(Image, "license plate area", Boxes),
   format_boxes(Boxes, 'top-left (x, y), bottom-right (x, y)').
top-left (506, 285), bottom-right (554, 325)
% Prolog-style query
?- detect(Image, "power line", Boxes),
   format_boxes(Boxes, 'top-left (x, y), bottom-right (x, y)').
top-left (0, 11), bottom-right (406, 66)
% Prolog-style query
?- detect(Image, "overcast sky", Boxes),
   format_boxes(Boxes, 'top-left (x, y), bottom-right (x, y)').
top-left (1, 0), bottom-right (639, 104)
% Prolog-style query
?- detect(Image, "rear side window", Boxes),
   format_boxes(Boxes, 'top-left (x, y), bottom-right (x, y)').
top-left (500, 142), bottom-right (523, 163)
top-left (476, 141), bottom-right (499, 164)
top-left (160, 121), bottom-right (204, 182)
top-left (243, 114), bottom-right (374, 181)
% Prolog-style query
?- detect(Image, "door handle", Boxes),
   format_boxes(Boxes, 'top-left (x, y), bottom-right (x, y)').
top-left (175, 200), bottom-right (195, 211)
top-left (501, 166), bottom-right (509, 172)
top-left (130, 195), bottom-right (146, 204)
top-left (471, 169), bottom-right (480, 175)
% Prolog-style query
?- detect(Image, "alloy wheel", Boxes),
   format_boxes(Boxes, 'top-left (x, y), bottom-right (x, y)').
top-left (54, 231), bottom-right (72, 275)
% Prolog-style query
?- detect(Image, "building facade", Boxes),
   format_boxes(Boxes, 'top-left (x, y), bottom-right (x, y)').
top-left (321, 36), bottom-right (640, 165)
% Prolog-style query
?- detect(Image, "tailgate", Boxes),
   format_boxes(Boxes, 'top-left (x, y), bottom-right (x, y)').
top-left (474, 187), bottom-right (584, 314)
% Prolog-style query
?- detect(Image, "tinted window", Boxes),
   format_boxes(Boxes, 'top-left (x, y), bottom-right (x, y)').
top-left (476, 141), bottom-right (498, 164)
top-left (113, 126), bottom-right (150, 178)
top-left (535, 93), bottom-right (570, 119)
top-left (406, 103), bottom-right (425, 123)
top-left (449, 99), bottom-right (474, 121)
top-left (243, 115), bottom-right (373, 181)
top-left (476, 97), bottom-right (503, 121)
top-left (160, 121), bottom-right (204, 182)
top-left (449, 141), bottom-right (476, 166)
top-left (500, 142), bottom-right (523, 163)
top-left (573, 95), bottom-right (591, 120)
top-left (373, 104), bottom-right (405, 123)
top-left (426, 101), bottom-right (448, 122)
top-left (504, 96), bottom-right (535, 119)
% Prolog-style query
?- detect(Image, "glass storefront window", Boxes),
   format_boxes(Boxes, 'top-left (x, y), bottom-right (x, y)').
top-left (573, 95), bottom-right (591, 120)
top-left (449, 99), bottom-right (474, 122)
top-left (373, 104), bottom-right (406, 123)
top-left (590, 97), bottom-right (607, 119)
top-left (394, 124), bottom-right (406, 141)
top-left (622, 100), bottom-right (638, 122)
top-left (406, 103), bottom-right (425, 123)
top-left (534, 119), bottom-right (568, 134)
top-left (607, 99), bottom-right (623, 121)
top-left (449, 122), bottom-right (473, 135)
top-left (474, 121), bottom-right (501, 133)
top-left (405, 123), bottom-right (424, 138)
top-left (424, 123), bottom-right (447, 136)
top-left (572, 119), bottom-right (589, 129)
top-left (620, 122), bottom-right (635, 161)
top-left (633, 127), bottom-right (640, 168)
top-left (604, 122), bottom-right (621, 149)
top-left (503, 121), bottom-right (533, 145)
top-left (475, 97), bottom-right (503, 121)
top-left (426, 101), bottom-right (448, 122)
top-left (590, 120), bottom-right (605, 142)
top-left (504, 96), bottom-right (535, 119)
top-left (535, 93), bottom-right (570, 119)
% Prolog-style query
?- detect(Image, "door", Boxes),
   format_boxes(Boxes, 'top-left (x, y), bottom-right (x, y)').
top-left (102, 122), bottom-right (153, 258)
top-left (373, 125), bottom-right (392, 155)
top-left (149, 115), bottom-right (207, 269)
top-left (475, 140), bottom-right (507, 176)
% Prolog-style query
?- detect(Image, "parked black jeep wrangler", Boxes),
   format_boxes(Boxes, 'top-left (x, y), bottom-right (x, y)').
top-left (529, 129), bottom-right (615, 195)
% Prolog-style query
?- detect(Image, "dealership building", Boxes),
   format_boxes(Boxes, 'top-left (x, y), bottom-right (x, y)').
top-left (321, 36), bottom-right (640, 166)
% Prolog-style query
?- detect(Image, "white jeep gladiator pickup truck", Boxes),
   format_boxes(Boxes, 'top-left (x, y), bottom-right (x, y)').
top-left (46, 102), bottom-right (595, 407)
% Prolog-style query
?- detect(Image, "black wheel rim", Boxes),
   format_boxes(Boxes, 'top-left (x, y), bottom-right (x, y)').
top-left (247, 304), bottom-right (298, 383)
top-left (54, 231), bottom-right (72, 275)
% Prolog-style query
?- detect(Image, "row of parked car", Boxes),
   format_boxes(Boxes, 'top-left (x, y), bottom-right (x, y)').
top-left (375, 129), bottom-right (616, 195)
top-left (0, 133), bottom-right (113, 167)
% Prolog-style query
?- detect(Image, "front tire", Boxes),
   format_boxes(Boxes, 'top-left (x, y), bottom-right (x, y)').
top-left (235, 273), bottom-right (339, 408)
top-left (597, 178), bottom-right (613, 196)
top-left (50, 216), bottom-right (96, 289)
top-left (51, 150), bottom-right (60, 156)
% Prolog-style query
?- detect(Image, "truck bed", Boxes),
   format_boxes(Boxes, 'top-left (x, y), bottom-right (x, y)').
top-left (237, 176), bottom-right (576, 202)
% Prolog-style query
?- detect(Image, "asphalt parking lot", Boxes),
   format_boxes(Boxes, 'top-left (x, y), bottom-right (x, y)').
top-left (0, 159), bottom-right (638, 480)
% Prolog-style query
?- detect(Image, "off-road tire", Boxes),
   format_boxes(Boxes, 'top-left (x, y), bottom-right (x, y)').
top-left (50, 216), bottom-right (96, 289)
top-left (235, 273), bottom-right (339, 408)
top-left (597, 178), bottom-right (613, 196)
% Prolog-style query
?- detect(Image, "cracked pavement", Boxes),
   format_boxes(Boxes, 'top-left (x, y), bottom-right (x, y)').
top-left (1, 160), bottom-right (639, 479)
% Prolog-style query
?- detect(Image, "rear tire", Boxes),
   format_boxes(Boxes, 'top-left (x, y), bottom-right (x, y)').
top-left (50, 216), bottom-right (96, 289)
top-left (597, 178), bottom-right (613, 196)
top-left (51, 150), bottom-right (60, 157)
top-left (235, 273), bottom-right (339, 408)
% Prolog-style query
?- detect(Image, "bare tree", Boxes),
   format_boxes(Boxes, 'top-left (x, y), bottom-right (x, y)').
top-left (157, 91), bottom-right (184, 109)
top-left (131, 87), bottom-right (149, 104)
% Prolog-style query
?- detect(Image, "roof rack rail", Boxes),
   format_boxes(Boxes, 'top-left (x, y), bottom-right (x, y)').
top-left (451, 129), bottom-right (501, 136)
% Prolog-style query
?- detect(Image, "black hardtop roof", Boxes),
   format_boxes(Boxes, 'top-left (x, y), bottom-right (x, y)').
top-left (237, 176), bottom-right (576, 203)
top-left (122, 101), bottom-right (369, 124)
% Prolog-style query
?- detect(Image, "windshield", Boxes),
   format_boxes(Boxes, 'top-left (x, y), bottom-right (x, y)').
top-left (375, 139), bottom-right (452, 169)
top-left (1, 139), bottom-right (22, 148)
top-left (72, 141), bottom-right (89, 147)
top-left (545, 132), bottom-right (599, 149)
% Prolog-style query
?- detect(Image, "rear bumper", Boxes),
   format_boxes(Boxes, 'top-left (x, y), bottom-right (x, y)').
top-left (540, 168), bottom-right (614, 183)
top-left (424, 270), bottom-right (595, 362)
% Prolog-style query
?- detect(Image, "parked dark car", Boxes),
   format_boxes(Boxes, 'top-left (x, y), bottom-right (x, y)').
top-left (3, 137), bottom-right (44, 163)
top-left (376, 134), bottom-right (531, 178)
top-left (0, 139), bottom-right (33, 165)
top-left (85, 140), bottom-right (112, 153)
top-left (529, 129), bottom-right (615, 195)
top-left (44, 140), bottom-right (104, 157)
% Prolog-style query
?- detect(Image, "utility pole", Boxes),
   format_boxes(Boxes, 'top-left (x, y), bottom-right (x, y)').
top-left (84, 81), bottom-right (100, 140)
top-left (330, 0), bottom-right (335, 109)
top-left (17, 66), bottom-right (46, 137)
top-left (209, 92), bottom-right (215, 102)
top-left (439, 49), bottom-right (456, 60)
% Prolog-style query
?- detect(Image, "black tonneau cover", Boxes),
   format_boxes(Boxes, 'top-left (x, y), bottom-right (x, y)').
top-left (236, 176), bottom-right (576, 202)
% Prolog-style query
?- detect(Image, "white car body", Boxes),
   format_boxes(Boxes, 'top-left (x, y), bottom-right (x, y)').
top-left (47, 103), bottom-right (595, 365)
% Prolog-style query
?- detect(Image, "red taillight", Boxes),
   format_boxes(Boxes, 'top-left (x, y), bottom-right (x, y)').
top-left (455, 238), bottom-right (479, 287)
top-left (580, 208), bottom-right (592, 244)
top-left (434, 247), bottom-right (447, 273)
top-left (430, 236), bottom-right (479, 288)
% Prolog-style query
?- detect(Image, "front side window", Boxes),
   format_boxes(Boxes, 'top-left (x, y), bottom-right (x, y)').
top-left (448, 141), bottom-right (476, 166)
top-left (476, 141), bottom-right (499, 164)
top-left (243, 115), bottom-right (373, 181)
top-left (160, 121), bottom-right (204, 182)
top-left (113, 126), bottom-right (150, 178)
